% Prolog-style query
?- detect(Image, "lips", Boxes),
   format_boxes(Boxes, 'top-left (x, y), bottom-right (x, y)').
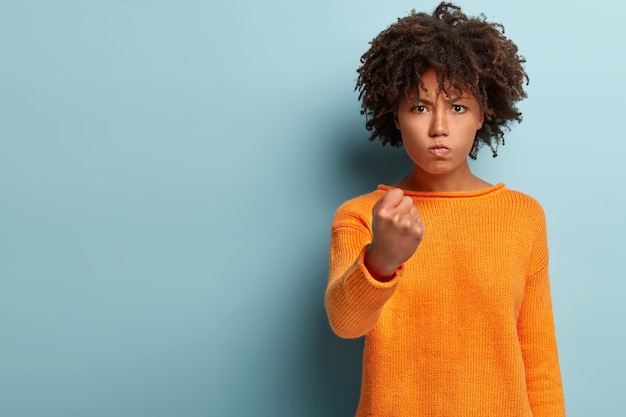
top-left (428, 145), bottom-right (450, 156)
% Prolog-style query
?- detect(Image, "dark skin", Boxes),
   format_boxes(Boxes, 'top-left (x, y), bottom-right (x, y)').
top-left (365, 188), bottom-right (423, 280)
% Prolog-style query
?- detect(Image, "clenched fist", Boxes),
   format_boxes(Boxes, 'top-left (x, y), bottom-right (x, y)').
top-left (364, 188), bottom-right (424, 281)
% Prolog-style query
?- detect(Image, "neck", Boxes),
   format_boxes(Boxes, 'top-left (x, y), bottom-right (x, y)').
top-left (396, 165), bottom-right (490, 193)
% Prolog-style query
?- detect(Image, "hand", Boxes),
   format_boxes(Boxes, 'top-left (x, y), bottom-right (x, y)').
top-left (365, 188), bottom-right (424, 280)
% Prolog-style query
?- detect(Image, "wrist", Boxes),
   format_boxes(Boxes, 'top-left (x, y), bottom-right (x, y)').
top-left (364, 247), bottom-right (399, 282)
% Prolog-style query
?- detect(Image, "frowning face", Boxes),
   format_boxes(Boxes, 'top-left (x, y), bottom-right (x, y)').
top-left (394, 68), bottom-right (484, 182)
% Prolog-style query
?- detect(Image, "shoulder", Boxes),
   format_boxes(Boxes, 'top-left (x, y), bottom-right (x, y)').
top-left (336, 189), bottom-right (384, 212)
top-left (332, 188), bottom-right (385, 229)
top-left (498, 188), bottom-right (547, 230)
top-left (500, 188), bottom-right (545, 214)
top-left (499, 190), bottom-right (551, 270)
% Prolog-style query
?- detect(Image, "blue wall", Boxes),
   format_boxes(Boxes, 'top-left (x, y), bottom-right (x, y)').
top-left (2, 1), bottom-right (624, 415)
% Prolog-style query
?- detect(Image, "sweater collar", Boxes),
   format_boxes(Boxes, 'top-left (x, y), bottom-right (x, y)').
top-left (376, 183), bottom-right (506, 198)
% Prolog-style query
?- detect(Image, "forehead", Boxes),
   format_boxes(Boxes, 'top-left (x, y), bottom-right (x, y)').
top-left (415, 68), bottom-right (470, 97)
top-left (407, 83), bottom-right (474, 102)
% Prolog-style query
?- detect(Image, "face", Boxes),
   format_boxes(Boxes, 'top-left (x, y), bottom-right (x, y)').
top-left (394, 67), bottom-right (484, 180)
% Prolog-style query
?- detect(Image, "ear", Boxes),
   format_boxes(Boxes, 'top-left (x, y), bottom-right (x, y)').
top-left (393, 111), bottom-right (400, 130)
top-left (477, 111), bottom-right (485, 130)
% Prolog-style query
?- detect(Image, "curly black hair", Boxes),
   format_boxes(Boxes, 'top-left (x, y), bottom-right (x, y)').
top-left (356, 2), bottom-right (528, 158)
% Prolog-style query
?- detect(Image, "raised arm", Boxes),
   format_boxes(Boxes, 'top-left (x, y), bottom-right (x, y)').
top-left (325, 189), bottom-right (423, 338)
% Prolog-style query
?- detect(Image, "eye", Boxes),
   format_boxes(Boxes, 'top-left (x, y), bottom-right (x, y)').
top-left (452, 105), bottom-right (466, 113)
top-left (412, 105), bottom-right (427, 113)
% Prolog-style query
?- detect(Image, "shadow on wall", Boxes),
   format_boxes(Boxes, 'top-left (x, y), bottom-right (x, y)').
top-left (294, 123), bottom-right (411, 416)
top-left (333, 127), bottom-right (412, 198)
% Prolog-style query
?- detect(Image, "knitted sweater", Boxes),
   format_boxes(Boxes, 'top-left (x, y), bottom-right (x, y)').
top-left (325, 183), bottom-right (565, 417)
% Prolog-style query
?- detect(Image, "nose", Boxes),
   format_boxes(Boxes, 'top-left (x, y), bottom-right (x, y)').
top-left (429, 109), bottom-right (448, 137)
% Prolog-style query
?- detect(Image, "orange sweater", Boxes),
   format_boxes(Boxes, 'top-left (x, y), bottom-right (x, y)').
top-left (325, 184), bottom-right (565, 416)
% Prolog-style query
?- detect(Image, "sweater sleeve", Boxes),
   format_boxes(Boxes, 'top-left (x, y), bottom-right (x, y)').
top-left (325, 218), bottom-right (401, 339)
top-left (518, 212), bottom-right (566, 416)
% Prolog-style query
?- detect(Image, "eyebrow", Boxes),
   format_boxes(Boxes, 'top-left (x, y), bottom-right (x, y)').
top-left (416, 96), bottom-right (467, 105)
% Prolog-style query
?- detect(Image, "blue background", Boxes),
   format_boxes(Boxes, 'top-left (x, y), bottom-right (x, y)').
top-left (2, 0), bottom-right (624, 416)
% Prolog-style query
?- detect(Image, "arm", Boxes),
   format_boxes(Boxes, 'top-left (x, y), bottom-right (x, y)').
top-left (325, 189), bottom-right (423, 338)
top-left (325, 225), bottom-right (401, 339)
top-left (518, 213), bottom-right (566, 416)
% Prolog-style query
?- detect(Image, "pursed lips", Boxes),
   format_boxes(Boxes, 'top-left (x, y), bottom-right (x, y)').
top-left (428, 145), bottom-right (450, 156)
